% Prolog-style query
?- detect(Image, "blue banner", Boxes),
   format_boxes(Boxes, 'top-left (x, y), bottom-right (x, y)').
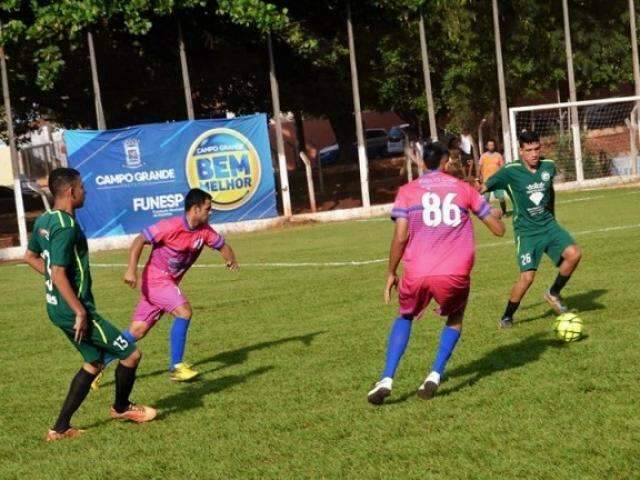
top-left (65, 114), bottom-right (277, 238)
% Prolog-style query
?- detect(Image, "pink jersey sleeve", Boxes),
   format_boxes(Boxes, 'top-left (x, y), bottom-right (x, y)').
top-left (142, 218), bottom-right (175, 246)
top-left (204, 225), bottom-right (225, 250)
top-left (391, 186), bottom-right (411, 220)
top-left (464, 182), bottom-right (491, 219)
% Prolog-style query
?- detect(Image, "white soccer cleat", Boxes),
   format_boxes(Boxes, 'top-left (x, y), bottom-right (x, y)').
top-left (417, 371), bottom-right (441, 400)
top-left (367, 377), bottom-right (393, 405)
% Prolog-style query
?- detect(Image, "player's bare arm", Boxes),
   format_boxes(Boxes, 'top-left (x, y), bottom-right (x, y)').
top-left (124, 234), bottom-right (150, 288)
top-left (24, 249), bottom-right (45, 275)
top-left (481, 209), bottom-right (506, 237)
top-left (50, 265), bottom-right (87, 342)
top-left (219, 243), bottom-right (239, 271)
top-left (384, 218), bottom-right (409, 304)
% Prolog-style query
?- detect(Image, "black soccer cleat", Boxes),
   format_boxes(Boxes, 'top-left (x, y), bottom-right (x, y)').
top-left (499, 316), bottom-right (514, 329)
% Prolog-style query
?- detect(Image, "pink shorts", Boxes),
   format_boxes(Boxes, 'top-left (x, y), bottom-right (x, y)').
top-left (132, 281), bottom-right (188, 326)
top-left (398, 275), bottom-right (470, 319)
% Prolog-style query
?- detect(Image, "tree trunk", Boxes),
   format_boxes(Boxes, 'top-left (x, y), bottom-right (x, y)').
top-left (328, 111), bottom-right (356, 163)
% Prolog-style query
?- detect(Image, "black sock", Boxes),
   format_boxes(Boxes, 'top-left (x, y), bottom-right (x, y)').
top-left (53, 368), bottom-right (96, 433)
top-left (503, 300), bottom-right (520, 319)
top-left (500, 200), bottom-right (507, 214)
top-left (114, 363), bottom-right (138, 413)
top-left (550, 274), bottom-right (571, 296)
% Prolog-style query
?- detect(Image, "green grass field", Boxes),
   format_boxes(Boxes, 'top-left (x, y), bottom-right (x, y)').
top-left (1, 186), bottom-right (639, 479)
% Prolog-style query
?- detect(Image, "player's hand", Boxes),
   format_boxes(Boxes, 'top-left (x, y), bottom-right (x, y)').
top-left (384, 273), bottom-right (399, 304)
top-left (226, 260), bottom-right (239, 272)
top-left (490, 207), bottom-right (503, 219)
top-left (123, 268), bottom-right (138, 288)
top-left (73, 308), bottom-right (88, 343)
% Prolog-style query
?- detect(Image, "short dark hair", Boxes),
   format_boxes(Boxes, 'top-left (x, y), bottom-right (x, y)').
top-left (518, 130), bottom-right (540, 145)
top-left (486, 138), bottom-right (496, 145)
top-left (184, 188), bottom-right (212, 211)
top-left (48, 168), bottom-right (81, 198)
top-left (423, 142), bottom-right (448, 170)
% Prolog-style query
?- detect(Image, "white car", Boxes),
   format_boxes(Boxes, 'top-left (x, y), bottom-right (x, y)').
top-left (386, 124), bottom-right (410, 155)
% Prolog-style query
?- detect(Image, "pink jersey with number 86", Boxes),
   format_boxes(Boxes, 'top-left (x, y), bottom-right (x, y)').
top-left (391, 171), bottom-right (491, 278)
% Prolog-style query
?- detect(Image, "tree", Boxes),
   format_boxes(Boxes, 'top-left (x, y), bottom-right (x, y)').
top-left (0, 0), bottom-right (637, 147)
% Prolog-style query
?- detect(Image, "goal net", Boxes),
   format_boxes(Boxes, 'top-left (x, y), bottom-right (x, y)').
top-left (509, 96), bottom-right (640, 184)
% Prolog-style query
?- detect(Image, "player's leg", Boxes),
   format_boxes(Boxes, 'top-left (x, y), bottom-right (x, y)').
top-left (86, 313), bottom-right (157, 423)
top-left (109, 348), bottom-right (156, 423)
top-left (500, 270), bottom-right (536, 328)
top-left (91, 296), bottom-right (161, 391)
top-left (46, 317), bottom-right (103, 441)
top-left (367, 314), bottom-right (414, 405)
top-left (417, 275), bottom-right (469, 400)
top-left (544, 227), bottom-right (581, 314)
top-left (367, 276), bottom-right (428, 405)
top-left (47, 361), bottom-right (101, 442)
top-left (168, 302), bottom-right (199, 381)
top-left (500, 235), bottom-right (542, 328)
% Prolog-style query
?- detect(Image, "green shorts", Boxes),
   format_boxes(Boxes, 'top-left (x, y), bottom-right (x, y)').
top-left (515, 224), bottom-right (576, 272)
top-left (484, 189), bottom-right (505, 201)
top-left (47, 308), bottom-right (136, 363)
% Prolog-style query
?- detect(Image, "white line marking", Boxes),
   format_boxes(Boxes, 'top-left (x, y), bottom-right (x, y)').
top-left (356, 218), bottom-right (388, 222)
top-left (83, 222), bottom-right (640, 268)
top-left (11, 222), bottom-right (640, 270)
top-left (556, 195), bottom-right (604, 204)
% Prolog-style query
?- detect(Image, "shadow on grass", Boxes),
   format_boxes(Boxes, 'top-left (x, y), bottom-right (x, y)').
top-left (81, 366), bottom-right (275, 428)
top-left (154, 365), bottom-right (275, 418)
top-left (385, 332), bottom-right (562, 404)
top-left (102, 330), bottom-right (325, 386)
top-left (438, 332), bottom-right (563, 397)
top-left (518, 289), bottom-right (607, 324)
top-left (83, 332), bottom-right (324, 427)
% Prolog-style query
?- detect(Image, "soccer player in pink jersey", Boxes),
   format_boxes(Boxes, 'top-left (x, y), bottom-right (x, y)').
top-left (367, 143), bottom-right (505, 405)
top-left (93, 189), bottom-right (238, 387)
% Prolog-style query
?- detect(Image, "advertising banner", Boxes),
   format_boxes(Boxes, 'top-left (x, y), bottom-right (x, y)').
top-left (65, 114), bottom-right (277, 238)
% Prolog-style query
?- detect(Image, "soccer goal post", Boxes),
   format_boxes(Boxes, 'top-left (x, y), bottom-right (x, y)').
top-left (509, 95), bottom-right (640, 186)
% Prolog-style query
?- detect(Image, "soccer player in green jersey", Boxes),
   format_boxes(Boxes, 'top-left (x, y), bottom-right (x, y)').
top-left (483, 131), bottom-right (582, 328)
top-left (24, 168), bottom-right (157, 442)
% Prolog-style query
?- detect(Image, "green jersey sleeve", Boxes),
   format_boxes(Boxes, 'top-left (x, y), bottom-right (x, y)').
top-left (50, 227), bottom-right (76, 267)
top-left (485, 166), bottom-right (508, 191)
top-left (27, 229), bottom-right (42, 254)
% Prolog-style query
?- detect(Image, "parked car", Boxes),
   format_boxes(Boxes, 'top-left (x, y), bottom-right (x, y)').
top-left (317, 128), bottom-right (389, 165)
top-left (386, 124), bottom-right (411, 155)
top-left (317, 144), bottom-right (341, 166)
top-left (364, 128), bottom-right (388, 158)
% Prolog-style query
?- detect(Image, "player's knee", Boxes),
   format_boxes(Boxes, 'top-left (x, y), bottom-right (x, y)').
top-left (565, 245), bottom-right (582, 262)
top-left (446, 312), bottom-right (464, 329)
top-left (520, 271), bottom-right (536, 286)
top-left (129, 321), bottom-right (149, 339)
top-left (175, 305), bottom-right (192, 320)
top-left (84, 362), bottom-right (102, 375)
top-left (123, 348), bottom-right (141, 366)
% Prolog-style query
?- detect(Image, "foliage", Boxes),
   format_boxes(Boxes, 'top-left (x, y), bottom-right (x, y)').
top-left (0, 0), bottom-right (638, 141)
